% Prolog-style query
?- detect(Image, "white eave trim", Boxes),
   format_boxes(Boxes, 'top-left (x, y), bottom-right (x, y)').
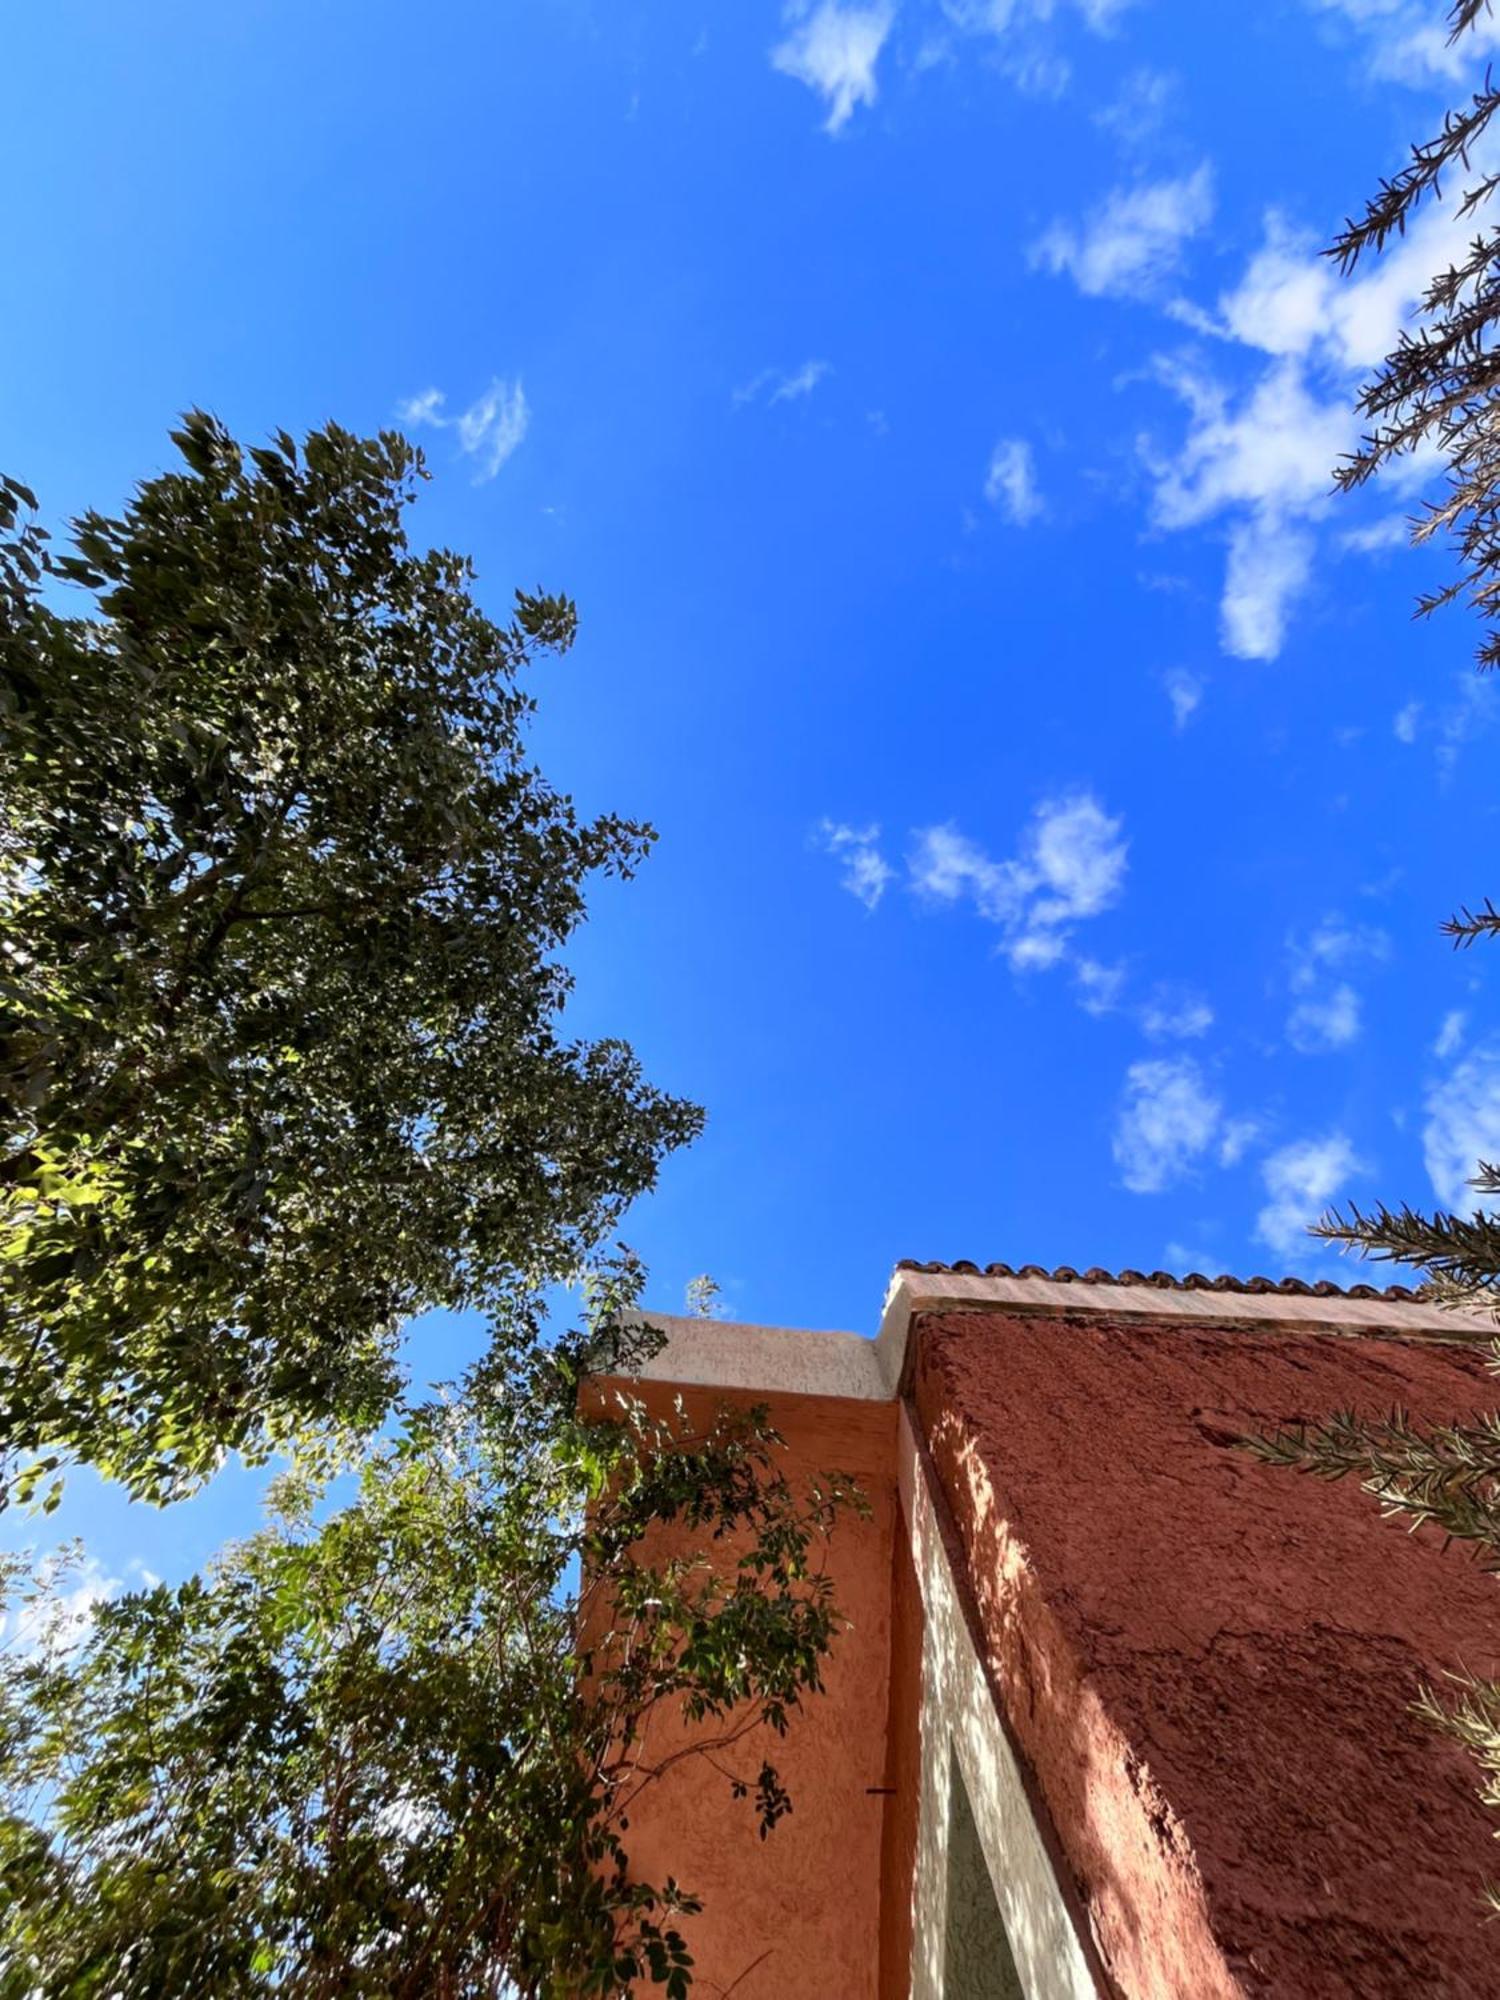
top-left (613, 1312), bottom-right (889, 1400)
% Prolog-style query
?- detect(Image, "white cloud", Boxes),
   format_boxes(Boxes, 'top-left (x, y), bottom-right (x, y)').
top-left (1143, 354), bottom-right (1351, 659)
top-left (1222, 516), bottom-right (1314, 661)
top-left (1218, 1115), bottom-right (1261, 1167)
top-left (1140, 987), bottom-right (1214, 1039)
top-left (1287, 981), bottom-right (1362, 1053)
top-left (1256, 1133), bottom-right (1361, 1259)
top-left (456, 380), bottom-right (530, 479)
top-left (1394, 699), bottom-right (1422, 744)
top-left (984, 437), bottom-right (1043, 523)
top-left (939, 0), bottom-right (1135, 79)
top-left (1033, 165), bottom-right (1214, 300)
top-left (909, 791), bottom-right (1127, 972)
top-left (1113, 1056), bottom-right (1222, 1193)
top-left (1343, 515), bottom-right (1410, 554)
top-left (1435, 1009), bottom-right (1468, 1060)
top-left (1136, 177), bottom-right (1486, 658)
top-left (817, 819), bottom-right (894, 910)
top-left (772, 3), bottom-right (893, 131)
top-left (1029, 793), bottom-right (1128, 917)
top-left (1311, 0), bottom-right (1500, 81)
top-left (397, 377), bottom-right (530, 482)
top-left (396, 387), bottom-right (446, 426)
top-left (1425, 1044), bottom-right (1500, 1211)
top-left (1436, 672), bottom-right (1500, 774)
top-left (1095, 66), bottom-right (1174, 149)
top-left (0, 1553), bottom-right (118, 1659)
top-left (773, 359), bottom-right (832, 402)
top-left (1284, 917), bottom-right (1389, 1052)
top-left (1296, 920), bottom-right (1400, 984)
top-left (735, 360), bottom-right (833, 407)
top-left (1209, 203), bottom-right (1482, 378)
top-left (1161, 667), bottom-right (1203, 730)
top-left (1075, 956), bottom-right (1127, 1014)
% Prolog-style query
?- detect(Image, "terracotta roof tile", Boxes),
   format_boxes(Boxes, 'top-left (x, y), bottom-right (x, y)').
top-left (894, 1258), bottom-right (1425, 1303)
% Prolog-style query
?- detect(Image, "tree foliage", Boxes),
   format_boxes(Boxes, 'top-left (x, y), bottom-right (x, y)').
top-left (0, 1280), bottom-right (859, 1998)
top-left (0, 417), bottom-right (701, 1505)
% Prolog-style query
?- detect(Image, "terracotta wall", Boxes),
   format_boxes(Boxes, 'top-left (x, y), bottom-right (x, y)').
top-left (878, 1511), bottom-right (925, 1998)
top-left (588, 1377), bottom-right (901, 1999)
top-left (912, 1306), bottom-right (1500, 1998)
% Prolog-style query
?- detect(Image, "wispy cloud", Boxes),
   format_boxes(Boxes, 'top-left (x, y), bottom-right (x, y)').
top-left (1032, 165), bottom-right (1214, 301)
top-left (1342, 514), bottom-right (1410, 554)
top-left (816, 819), bottom-right (894, 910)
top-left (1435, 1010), bottom-right (1467, 1061)
top-left (909, 792), bottom-right (1127, 972)
top-left (984, 437), bottom-right (1044, 524)
top-left (1161, 667), bottom-right (1203, 730)
top-left (1140, 986), bottom-right (1214, 1040)
top-left (1284, 916), bottom-right (1389, 1053)
top-left (1075, 956), bottom-right (1127, 1015)
top-left (0, 1551), bottom-right (126, 1659)
top-left (1437, 674), bottom-right (1499, 775)
top-left (1094, 66), bottom-right (1174, 150)
top-left (397, 377), bottom-right (530, 482)
top-left (1385, 676), bottom-right (1498, 771)
top-left (1286, 983), bottom-right (1361, 1053)
top-left (1256, 1133), bottom-right (1362, 1259)
top-left (1425, 1042), bottom-right (1500, 1212)
top-left (735, 360), bottom-right (833, 407)
top-left (1134, 181), bottom-right (1480, 659)
top-left (1142, 353), bottom-right (1349, 659)
top-left (772, 2), bottom-right (894, 132)
top-left (1310, 0), bottom-right (1500, 81)
top-left (1113, 1055), bottom-right (1222, 1193)
top-left (932, 0), bottom-right (1134, 93)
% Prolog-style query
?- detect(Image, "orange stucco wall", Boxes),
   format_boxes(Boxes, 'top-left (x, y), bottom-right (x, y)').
top-left (877, 1511), bottom-right (924, 2000)
top-left (589, 1377), bottom-right (900, 1999)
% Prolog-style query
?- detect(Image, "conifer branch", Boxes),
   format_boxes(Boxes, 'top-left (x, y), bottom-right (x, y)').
top-left (1443, 898), bottom-right (1500, 946)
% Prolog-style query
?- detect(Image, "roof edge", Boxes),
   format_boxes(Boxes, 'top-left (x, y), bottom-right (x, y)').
top-left (584, 1272), bottom-right (1493, 1412)
top-left (896, 1258), bottom-right (1430, 1302)
top-left (877, 1266), bottom-right (1492, 1371)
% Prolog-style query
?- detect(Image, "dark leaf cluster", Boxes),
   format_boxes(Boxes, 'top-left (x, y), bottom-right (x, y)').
top-left (0, 415), bottom-right (702, 1503)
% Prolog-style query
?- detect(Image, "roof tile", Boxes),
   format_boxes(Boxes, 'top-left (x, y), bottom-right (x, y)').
top-left (894, 1258), bottom-right (1424, 1303)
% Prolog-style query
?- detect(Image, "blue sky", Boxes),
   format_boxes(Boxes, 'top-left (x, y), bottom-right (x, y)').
top-left (8, 0), bottom-right (1500, 1583)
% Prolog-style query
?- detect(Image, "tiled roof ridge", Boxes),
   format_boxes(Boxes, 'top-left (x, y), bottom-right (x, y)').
top-left (895, 1258), bottom-right (1427, 1303)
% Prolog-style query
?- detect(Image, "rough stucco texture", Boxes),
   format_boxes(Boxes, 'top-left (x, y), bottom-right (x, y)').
top-left (589, 1379), bottom-right (898, 2000)
top-left (912, 1307), bottom-right (1500, 2000)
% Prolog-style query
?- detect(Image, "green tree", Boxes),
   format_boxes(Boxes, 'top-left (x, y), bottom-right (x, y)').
top-left (0, 418), bottom-right (701, 1506)
top-left (0, 1278), bottom-right (858, 1998)
top-left (1247, 0), bottom-right (1500, 1906)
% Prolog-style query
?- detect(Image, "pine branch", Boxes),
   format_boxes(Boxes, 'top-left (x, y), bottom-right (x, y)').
top-left (1246, 1405), bottom-right (1500, 1563)
top-left (1443, 898), bottom-right (1500, 945)
top-left (1312, 1202), bottom-right (1500, 1314)
top-left (1329, 84), bottom-right (1500, 273)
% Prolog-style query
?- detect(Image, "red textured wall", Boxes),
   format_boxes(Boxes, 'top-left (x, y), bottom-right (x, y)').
top-left (913, 1306), bottom-right (1500, 1998)
top-left (588, 1379), bottom-right (899, 1999)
